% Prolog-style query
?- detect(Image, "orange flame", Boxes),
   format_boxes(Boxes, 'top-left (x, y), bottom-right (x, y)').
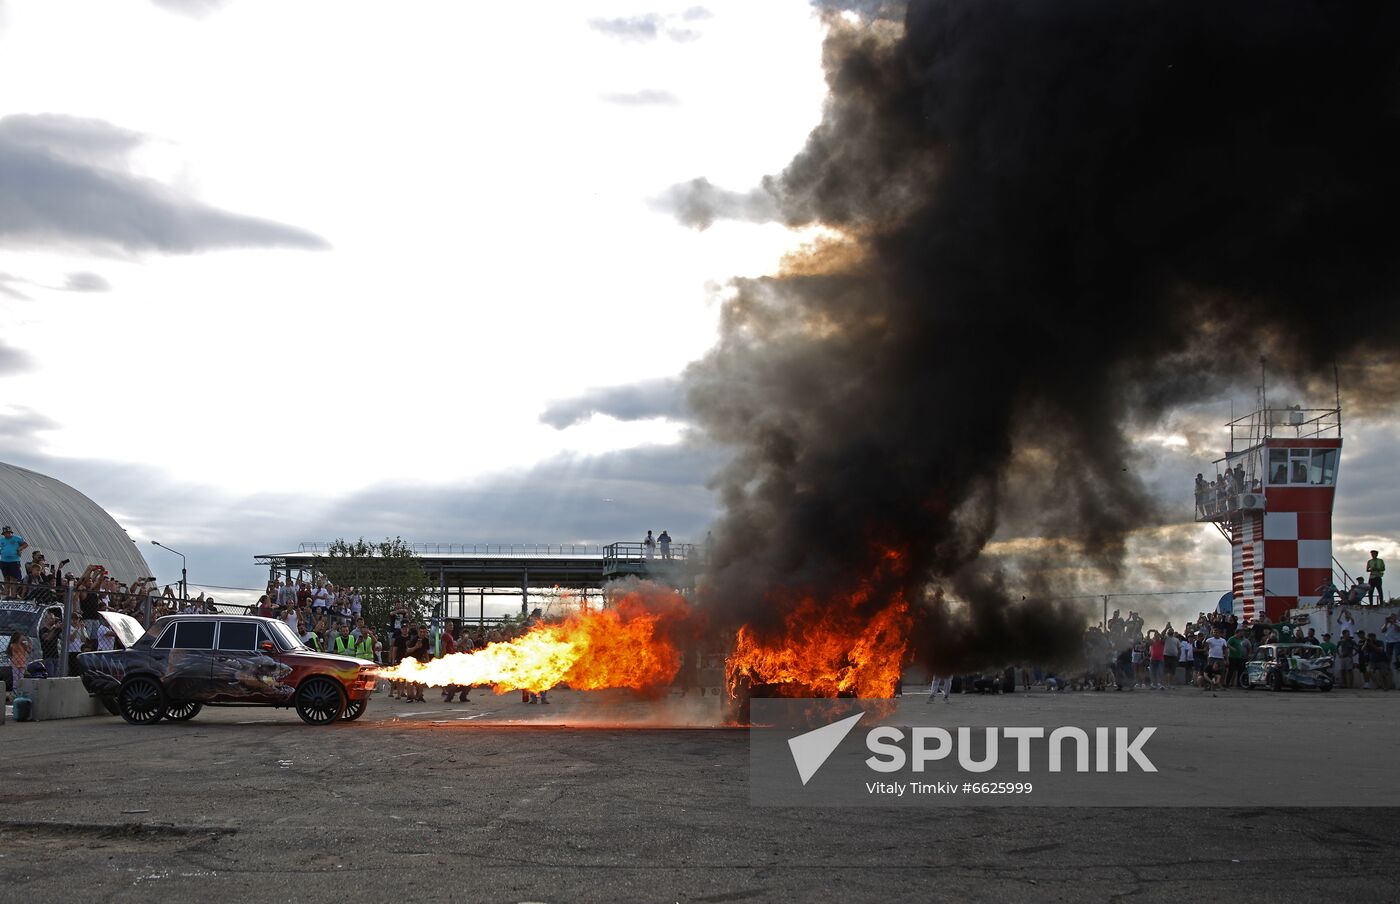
top-left (725, 595), bottom-right (911, 698)
top-left (724, 548), bottom-right (913, 698)
top-left (374, 589), bottom-right (688, 694)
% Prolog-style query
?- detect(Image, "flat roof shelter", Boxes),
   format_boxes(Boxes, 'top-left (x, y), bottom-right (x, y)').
top-left (254, 541), bottom-right (703, 624)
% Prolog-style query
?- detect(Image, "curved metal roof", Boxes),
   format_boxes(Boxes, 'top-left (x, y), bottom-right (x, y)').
top-left (0, 461), bottom-right (151, 582)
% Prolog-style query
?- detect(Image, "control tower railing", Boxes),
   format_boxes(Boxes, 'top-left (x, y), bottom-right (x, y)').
top-left (1224, 407), bottom-right (1341, 453)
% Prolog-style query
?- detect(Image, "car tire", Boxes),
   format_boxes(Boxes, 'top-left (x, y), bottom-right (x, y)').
top-left (1269, 670), bottom-right (1284, 692)
top-left (1319, 681), bottom-right (1333, 692)
top-left (342, 698), bottom-right (368, 721)
top-left (295, 677), bottom-right (345, 725)
top-left (1242, 677), bottom-right (1253, 690)
top-left (99, 695), bottom-right (120, 716)
top-left (118, 676), bottom-right (167, 725)
top-left (166, 700), bottom-right (203, 721)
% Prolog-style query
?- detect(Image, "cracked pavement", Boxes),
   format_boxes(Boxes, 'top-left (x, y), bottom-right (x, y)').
top-left (3, 687), bottom-right (1397, 902)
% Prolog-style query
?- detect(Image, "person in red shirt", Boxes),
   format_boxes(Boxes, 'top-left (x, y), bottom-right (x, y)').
top-left (1147, 630), bottom-right (1167, 689)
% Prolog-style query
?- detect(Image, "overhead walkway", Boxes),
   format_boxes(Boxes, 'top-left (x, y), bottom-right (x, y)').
top-left (254, 540), bottom-right (705, 621)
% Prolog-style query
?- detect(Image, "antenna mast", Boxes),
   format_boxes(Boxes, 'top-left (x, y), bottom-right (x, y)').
top-left (1334, 360), bottom-right (1343, 435)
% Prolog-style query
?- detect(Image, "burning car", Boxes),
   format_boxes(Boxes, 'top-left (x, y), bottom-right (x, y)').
top-left (1243, 643), bottom-right (1334, 692)
top-left (77, 614), bottom-right (376, 725)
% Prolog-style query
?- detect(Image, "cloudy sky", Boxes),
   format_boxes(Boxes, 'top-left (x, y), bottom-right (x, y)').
top-left (0, 0), bottom-right (1395, 620)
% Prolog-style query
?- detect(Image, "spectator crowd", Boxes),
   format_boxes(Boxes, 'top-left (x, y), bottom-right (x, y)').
top-left (927, 604), bottom-right (1400, 700)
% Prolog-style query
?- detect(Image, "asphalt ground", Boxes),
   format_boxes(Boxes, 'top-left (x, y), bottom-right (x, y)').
top-left (3, 684), bottom-right (1400, 903)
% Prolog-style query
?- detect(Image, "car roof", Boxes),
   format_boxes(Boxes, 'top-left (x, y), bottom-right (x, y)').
top-left (0, 600), bottom-right (54, 613)
top-left (154, 614), bottom-right (280, 625)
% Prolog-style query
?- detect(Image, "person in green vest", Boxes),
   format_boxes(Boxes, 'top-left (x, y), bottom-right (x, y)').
top-left (1366, 550), bottom-right (1386, 604)
top-left (356, 629), bottom-right (378, 663)
top-left (332, 624), bottom-right (357, 656)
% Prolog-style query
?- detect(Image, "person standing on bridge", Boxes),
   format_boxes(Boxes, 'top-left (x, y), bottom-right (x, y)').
top-left (644, 530), bottom-right (655, 560)
top-left (658, 530), bottom-right (672, 560)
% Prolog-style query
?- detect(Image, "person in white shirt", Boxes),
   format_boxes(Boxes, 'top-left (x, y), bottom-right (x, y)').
top-left (1204, 632), bottom-right (1229, 689)
top-left (312, 583), bottom-right (332, 613)
top-left (96, 619), bottom-right (116, 651)
top-left (1382, 616), bottom-right (1400, 669)
top-left (284, 607), bottom-right (298, 634)
top-left (1162, 631), bottom-right (1181, 686)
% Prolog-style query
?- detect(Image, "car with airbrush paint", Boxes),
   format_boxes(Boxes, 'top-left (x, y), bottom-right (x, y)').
top-left (1243, 643), bottom-right (1334, 692)
top-left (77, 614), bottom-right (377, 724)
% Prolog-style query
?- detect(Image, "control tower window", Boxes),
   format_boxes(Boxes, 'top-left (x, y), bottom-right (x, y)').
top-left (1269, 449), bottom-right (1288, 484)
top-left (1309, 449), bottom-right (1338, 486)
top-left (1289, 450), bottom-right (1310, 483)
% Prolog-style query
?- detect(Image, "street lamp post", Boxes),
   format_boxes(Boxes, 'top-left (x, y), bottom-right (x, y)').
top-left (151, 541), bottom-right (187, 600)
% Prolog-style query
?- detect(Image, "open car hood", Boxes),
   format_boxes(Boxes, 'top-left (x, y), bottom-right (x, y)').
top-left (99, 610), bottom-right (145, 649)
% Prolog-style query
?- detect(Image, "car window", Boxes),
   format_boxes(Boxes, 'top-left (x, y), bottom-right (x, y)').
top-left (153, 625), bottom-right (175, 649)
top-left (173, 621), bottom-right (216, 649)
top-left (0, 605), bottom-right (40, 635)
top-left (217, 622), bottom-right (258, 651)
top-left (265, 620), bottom-right (306, 651)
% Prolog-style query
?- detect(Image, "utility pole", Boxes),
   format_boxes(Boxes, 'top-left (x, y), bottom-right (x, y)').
top-left (151, 541), bottom-right (187, 600)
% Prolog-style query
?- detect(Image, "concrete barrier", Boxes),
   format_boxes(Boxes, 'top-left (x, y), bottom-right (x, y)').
top-left (15, 677), bottom-right (108, 721)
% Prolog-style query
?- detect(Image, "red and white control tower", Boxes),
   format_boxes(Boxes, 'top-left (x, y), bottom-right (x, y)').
top-left (1195, 404), bottom-right (1342, 623)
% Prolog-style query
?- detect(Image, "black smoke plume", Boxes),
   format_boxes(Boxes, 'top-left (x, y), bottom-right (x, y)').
top-left (686, 0), bottom-right (1400, 670)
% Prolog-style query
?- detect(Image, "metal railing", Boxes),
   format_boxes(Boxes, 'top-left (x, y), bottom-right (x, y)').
top-left (603, 541), bottom-right (701, 566)
top-left (1193, 488), bottom-right (1265, 523)
top-left (1225, 406), bottom-right (1342, 452)
top-left (295, 542), bottom-right (606, 557)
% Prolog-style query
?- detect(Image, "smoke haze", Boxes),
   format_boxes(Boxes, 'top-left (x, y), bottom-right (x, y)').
top-left (686, 0), bottom-right (1400, 670)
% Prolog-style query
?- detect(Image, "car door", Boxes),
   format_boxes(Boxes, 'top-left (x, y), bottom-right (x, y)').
top-left (209, 620), bottom-right (270, 702)
top-left (210, 621), bottom-right (297, 703)
top-left (164, 619), bottom-right (216, 701)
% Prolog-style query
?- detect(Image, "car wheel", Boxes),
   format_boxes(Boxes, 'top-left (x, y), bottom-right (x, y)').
top-left (295, 677), bottom-right (345, 725)
top-left (99, 695), bottom-right (120, 716)
top-left (342, 698), bottom-right (368, 721)
top-left (1242, 677), bottom-right (1253, 690)
top-left (1319, 681), bottom-right (1333, 692)
top-left (118, 676), bottom-right (167, 725)
top-left (1269, 670), bottom-right (1283, 692)
top-left (166, 700), bottom-right (203, 721)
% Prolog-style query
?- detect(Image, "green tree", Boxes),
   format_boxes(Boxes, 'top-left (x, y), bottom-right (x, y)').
top-left (314, 537), bottom-right (433, 629)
